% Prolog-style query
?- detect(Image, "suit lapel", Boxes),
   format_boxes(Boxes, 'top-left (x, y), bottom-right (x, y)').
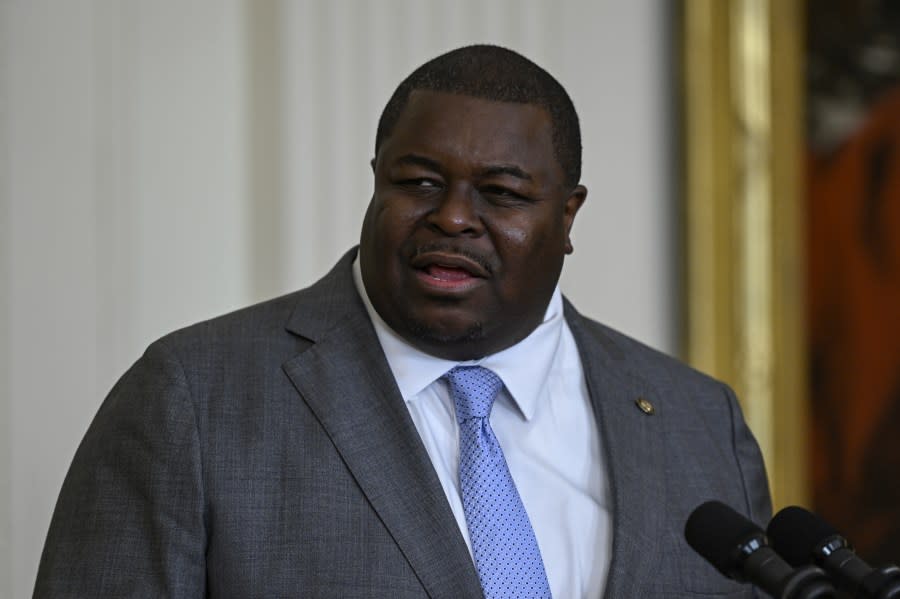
top-left (282, 251), bottom-right (483, 599)
top-left (565, 302), bottom-right (666, 599)
top-left (281, 252), bottom-right (666, 597)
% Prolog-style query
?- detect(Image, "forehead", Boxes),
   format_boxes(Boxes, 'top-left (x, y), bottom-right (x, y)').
top-left (379, 90), bottom-right (562, 181)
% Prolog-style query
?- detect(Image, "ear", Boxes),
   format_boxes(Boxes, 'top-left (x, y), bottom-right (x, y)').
top-left (563, 185), bottom-right (587, 255)
top-left (370, 157), bottom-right (377, 173)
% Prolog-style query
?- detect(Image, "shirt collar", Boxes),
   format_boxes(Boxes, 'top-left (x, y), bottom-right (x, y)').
top-left (352, 253), bottom-right (563, 421)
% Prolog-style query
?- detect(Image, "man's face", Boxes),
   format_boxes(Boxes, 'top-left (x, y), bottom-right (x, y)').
top-left (360, 90), bottom-right (586, 360)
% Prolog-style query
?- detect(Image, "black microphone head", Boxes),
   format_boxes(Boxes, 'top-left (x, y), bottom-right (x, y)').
top-left (685, 500), bottom-right (767, 580)
top-left (767, 506), bottom-right (844, 567)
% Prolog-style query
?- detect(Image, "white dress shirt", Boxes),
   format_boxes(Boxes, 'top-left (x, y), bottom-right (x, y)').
top-left (353, 257), bottom-right (612, 598)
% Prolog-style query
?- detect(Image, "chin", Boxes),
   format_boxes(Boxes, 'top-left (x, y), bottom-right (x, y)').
top-left (404, 318), bottom-right (487, 355)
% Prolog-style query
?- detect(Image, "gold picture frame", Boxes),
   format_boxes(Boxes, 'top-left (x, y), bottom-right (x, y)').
top-left (680, 0), bottom-right (808, 509)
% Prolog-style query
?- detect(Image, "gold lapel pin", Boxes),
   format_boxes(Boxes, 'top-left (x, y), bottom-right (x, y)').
top-left (635, 397), bottom-right (655, 415)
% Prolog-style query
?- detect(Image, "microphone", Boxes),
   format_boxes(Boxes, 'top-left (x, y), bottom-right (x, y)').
top-left (685, 501), bottom-right (837, 598)
top-left (767, 506), bottom-right (900, 599)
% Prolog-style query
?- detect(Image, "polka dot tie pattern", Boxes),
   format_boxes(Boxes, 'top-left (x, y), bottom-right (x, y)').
top-left (443, 366), bottom-right (552, 599)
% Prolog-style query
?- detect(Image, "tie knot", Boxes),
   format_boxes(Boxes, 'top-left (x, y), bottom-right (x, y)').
top-left (443, 366), bottom-right (503, 421)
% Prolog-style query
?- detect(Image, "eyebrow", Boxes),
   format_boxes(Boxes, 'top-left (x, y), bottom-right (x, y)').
top-left (393, 154), bottom-right (534, 182)
top-left (393, 154), bottom-right (443, 171)
top-left (480, 164), bottom-right (533, 182)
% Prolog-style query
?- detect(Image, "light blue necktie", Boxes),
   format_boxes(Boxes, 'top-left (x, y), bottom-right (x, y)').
top-left (443, 366), bottom-right (552, 599)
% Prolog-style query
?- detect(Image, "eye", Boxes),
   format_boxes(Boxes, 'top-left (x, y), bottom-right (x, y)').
top-left (480, 185), bottom-right (530, 204)
top-left (397, 177), bottom-right (443, 191)
top-left (412, 178), bottom-right (439, 187)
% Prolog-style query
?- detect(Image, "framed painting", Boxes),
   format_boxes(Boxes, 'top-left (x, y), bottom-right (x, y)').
top-left (681, 0), bottom-right (900, 563)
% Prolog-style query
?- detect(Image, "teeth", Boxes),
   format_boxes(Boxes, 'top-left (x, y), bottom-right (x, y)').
top-left (427, 265), bottom-right (471, 281)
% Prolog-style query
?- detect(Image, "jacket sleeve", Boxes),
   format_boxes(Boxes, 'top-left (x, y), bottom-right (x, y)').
top-left (723, 384), bottom-right (774, 599)
top-left (724, 384), bottom-right (773, 529)
top-left (34, 341), bottom-right (207, 598)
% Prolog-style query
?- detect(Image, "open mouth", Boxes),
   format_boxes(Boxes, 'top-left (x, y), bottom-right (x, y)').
top-left (410, 251), bottom-right (489, 291)
top-left (423, 264), bottom-right (476, 281)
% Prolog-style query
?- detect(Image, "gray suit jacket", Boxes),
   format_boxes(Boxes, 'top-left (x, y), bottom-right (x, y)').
top-left (35, 248), bottom-right (771, 598)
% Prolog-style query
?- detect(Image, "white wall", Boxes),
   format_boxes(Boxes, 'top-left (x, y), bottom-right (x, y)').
top-left (0, 1), bottom-right (673, 596)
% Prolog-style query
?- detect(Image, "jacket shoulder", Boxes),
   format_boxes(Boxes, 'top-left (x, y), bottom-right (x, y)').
top-left (566, 307), bottom-right (728, 397)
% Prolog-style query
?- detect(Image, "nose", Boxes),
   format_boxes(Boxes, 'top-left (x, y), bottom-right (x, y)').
top-left (425, 183), bottom-right (484, 236)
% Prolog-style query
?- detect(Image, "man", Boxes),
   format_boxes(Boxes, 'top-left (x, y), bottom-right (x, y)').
top-left (35, 45), bottom-right (770, 598)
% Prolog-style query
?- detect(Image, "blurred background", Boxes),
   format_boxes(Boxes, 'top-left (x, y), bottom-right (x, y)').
top-left (805, 0), bottom-right (900, 570)
top-left (1, 0), bottom-right (898, 597)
